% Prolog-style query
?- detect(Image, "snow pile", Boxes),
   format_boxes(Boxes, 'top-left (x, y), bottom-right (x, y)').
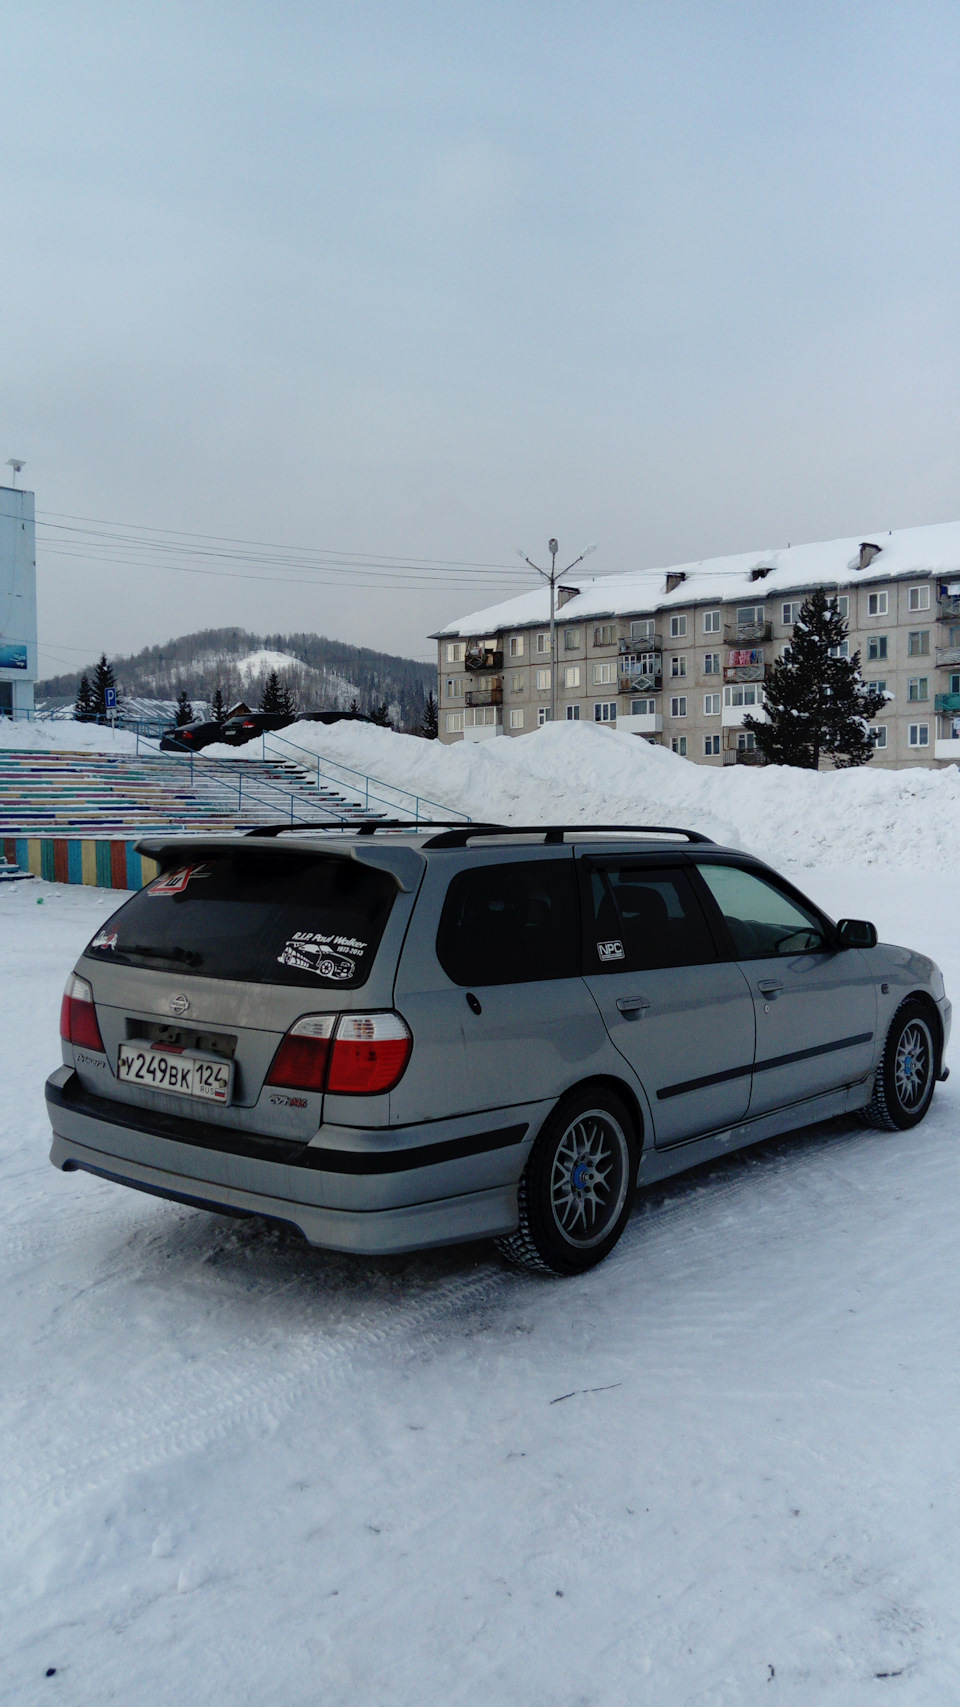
top-left (0, 718), bottom-right (142, 755)
top-left (264, 719), bottom-right (960, 870)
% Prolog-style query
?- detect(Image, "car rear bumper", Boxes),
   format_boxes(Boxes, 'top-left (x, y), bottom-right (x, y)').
top-left (46, 1068), bottom-right (532, 1254)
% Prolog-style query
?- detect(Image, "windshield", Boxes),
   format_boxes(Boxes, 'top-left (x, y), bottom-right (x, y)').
top-left (84, 853), bottom-right (396, 988)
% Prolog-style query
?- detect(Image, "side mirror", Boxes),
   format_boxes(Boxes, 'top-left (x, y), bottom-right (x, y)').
top-left (836, 918), bottom-right (878, 949)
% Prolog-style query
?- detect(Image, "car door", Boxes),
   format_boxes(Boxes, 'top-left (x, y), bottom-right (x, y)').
top-left (579, 858), bottom-right (756, 1146)
top-left (692, 860), bottom-right (877, 1117)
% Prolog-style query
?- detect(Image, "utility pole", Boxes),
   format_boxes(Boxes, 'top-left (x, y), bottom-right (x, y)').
top-left (518, 539), bottom-right (596, 724)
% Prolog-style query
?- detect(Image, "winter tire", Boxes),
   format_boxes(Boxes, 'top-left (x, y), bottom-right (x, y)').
top-left (859, 1000), bottom-right (938, 1131)
top-left (496, 1088), bottom-right (639, 1276)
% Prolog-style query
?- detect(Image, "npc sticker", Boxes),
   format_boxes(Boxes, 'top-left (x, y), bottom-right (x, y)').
top-left (597, 939), bottom-right (625, 962)
top-left (277, 932), bottom-right (367, 982)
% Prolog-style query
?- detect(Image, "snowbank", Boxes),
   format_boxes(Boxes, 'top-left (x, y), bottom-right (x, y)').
top-left (0, 718), bottom-right (142, 755)
top-left (260, 719), bottom-right (960, 871)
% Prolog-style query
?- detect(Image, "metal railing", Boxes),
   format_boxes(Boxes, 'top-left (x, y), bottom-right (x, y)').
top-left (258, 729), bottom-right (471, 824)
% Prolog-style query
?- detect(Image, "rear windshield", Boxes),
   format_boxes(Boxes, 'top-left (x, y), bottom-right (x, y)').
top-left (84, 854), bottom-right (396, 988)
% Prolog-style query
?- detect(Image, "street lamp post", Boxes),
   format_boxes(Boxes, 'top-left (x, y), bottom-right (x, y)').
top-left (517, 539), bottom-right (596, 724)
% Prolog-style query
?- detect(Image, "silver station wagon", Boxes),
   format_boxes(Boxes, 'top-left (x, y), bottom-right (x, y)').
top-left (47, 824), bottom-right (951, 1275)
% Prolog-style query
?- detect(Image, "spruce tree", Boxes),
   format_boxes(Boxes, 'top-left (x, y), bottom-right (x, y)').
top-left (91, 654), bottom-right (117, 718)
top-left (74, 674), bottom-right (95, 722)
top-left (211, 684), bottom-right (226, 725)
top-left (370, 701), bottom-right (393, 728)
top-left (175, 688), bottom-right (194, 726)
top-left (744, 587), bottom-right (887, 769)
top-left (278, 681), bottom-right (298, 717)
top-left (260, 670), bottom-right (283, 713)
top-left (419, 691), bottom-right (439, 739)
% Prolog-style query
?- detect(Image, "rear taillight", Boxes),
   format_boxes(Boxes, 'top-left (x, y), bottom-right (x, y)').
top-left (265, 1015), bottom-right (335, 1092)
top-left (327, 1013), bottom-right (413, 1095)
top-left (265, 1012), bottom-right (412, 1096)
top-left (60, 973), bottom-right (105, 1052)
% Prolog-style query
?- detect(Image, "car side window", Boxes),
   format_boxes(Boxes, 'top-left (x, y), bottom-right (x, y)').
top-left (436, 858), bottom-right (578, 986)
top-left (694, 863), bottom-right (827, 959)
top-left (581, 863), bottom-right (717, 973)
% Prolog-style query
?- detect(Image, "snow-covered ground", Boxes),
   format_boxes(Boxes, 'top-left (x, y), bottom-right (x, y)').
top-left (2, 859), bottom-right (959, 1705)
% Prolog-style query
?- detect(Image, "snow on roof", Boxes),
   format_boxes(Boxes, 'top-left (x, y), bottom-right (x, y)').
top-left (432, 518), bottom-right (960, 639)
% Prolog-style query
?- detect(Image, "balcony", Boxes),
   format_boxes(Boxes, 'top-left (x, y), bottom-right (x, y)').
top-left (938, 593), bottom-right (960, 618)
top-left (464, 645), bottom-right (503, 672)
top-left (722, 700), bottom-right (766, 729)
top-left (627, 712), bottom-right (663, 735)
top-left (935, 692), bottom-right (960, 714)
top-left (936, 645), bottom-right (960, 668)
top-left (619, 633), bottom-right (662, 653)
top-left (619, 673), bottom-right (662, 695)
top-left (723, 663), bottom-right (766, 684)
top-left (724, 621), bottom-right (772, 643)
top-left (934, 737), bottom-right (960, 762)
top-left (464, 682), bottom-right (503, 707)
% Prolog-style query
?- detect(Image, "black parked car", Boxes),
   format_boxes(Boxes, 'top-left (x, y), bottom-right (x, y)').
top-left (217, 709), bottom-right (375, 747)
top-left (158, 719), bottom-right (224, 753)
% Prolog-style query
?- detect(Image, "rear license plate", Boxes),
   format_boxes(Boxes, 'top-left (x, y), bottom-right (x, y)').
top-left (116, 1045), bottom-right (233, 1104)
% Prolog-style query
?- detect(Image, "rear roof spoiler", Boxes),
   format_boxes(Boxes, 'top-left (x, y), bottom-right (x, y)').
top-left (134, 833), bottom-right (426, 893)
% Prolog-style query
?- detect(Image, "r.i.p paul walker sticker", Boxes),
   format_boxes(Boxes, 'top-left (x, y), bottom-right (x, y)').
top-left (276, 931), bottom-right (367, 982)
top-left (597, 939), bottom-right (625, 962)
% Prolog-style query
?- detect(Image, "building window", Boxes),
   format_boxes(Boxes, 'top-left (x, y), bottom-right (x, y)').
top-left (511, 672), bottom-right (523, 692)
top-left (465, 706), bottom-right (499, 728)
top-left (564, 628), bottom-right (581, 650)
top-left (867, 635), bottom-right (888, 661)
top-left (829, 639), bottom-right (850, 660)
top-left (670, 614), bottom-right (687, 638)
top-left (703, 693), bottom-right (721, 716)
top-left (536, 668), bottom-right (551, 690)
top-left (565, 704), bottom-right (580, 721)
top-left (631, 618), bottom-right (657, 644)
top-left (509, 635), bottom-right (524, 658)
top-left (670, 696), bottom-right (688, 718)
top-left (593, 624), bottom-right (616, 646)
top-left (737, 730), bottom-right (756, 752)
top-left (703, 610), bottom-right (721, 634)
top-left (564, 664), bottom-right (581, 688)
top-left (908, 678), bottom-right (929, 702)
top-left (909, 586), bottom-right (931, 612)
top-left (909, 723), bottom-right (929, 747)
top-left (445, 677), bottom-right (463, 699)
top-left (703, 652), bottom-right (721, 674)
top-left (951, 671), bottom-right (960, 696)
top-left (631, 697), bottom-right (656, 716)
top-left (868, 591), bottom-right (888, 616)
top-left (509, 708), bottom-right (524, 730)
top-left (536, 633), bottom-right (549, 654)
top-left (445, 712), bottom-right (463, 733)
top-left (671, 736), bottom-right (688, 756)
top-left (538, 706), bottom-right (551, 725)
top-left (594, 701), bottom-right (617, 722)
top-left (781, 601), bottom-right (801, 626)
top-left (704, 734), bottom-right (721, 756)
top-left (869, 680), bottom-right (887, 696)
top-left (592, 661), bottom-right (613, 685)
top-left (908, 630), bottom-right (930, 656)
top-left (828, 595), bottom-right (849, 619)
top-left (737, 606), bottom-right (763, 626)
top-left (445, 642), bottom-right (465, 663)
top-left (724, 684), bottom-right (762, 707)
top-left (670, 655), bottom-right (687, 678)
top-left (872, 725), bottom-right (887, 749)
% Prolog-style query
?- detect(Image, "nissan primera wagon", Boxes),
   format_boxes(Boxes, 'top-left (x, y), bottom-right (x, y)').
top-left (47, 824), bottom-right (951, 1275)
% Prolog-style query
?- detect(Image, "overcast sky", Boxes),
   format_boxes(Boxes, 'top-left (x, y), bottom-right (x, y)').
top-left (3, 1), bottom-right (960, 675)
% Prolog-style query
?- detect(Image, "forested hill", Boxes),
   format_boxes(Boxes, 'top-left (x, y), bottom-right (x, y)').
top-left (37, 627), bottom-right (436, 729)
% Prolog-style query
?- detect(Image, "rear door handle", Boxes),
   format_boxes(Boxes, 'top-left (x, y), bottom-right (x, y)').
top-left (617, 997), bottom-right (651, 1015)
top-left (757, 979), bottom-right (783, 996)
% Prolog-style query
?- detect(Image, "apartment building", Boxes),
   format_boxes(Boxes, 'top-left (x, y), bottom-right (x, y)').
top-left (432, 520), bottom-right (960, 769)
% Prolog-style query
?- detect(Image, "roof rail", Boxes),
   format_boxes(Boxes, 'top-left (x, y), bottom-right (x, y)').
top-left (245, 819), bottom-right (469, 839)
top-left (420, 824), bottom-right (714, 849)
top-left (243, 821), bottom-right (714, 847)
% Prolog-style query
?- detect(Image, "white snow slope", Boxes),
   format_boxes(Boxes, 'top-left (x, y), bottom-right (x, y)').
top-left (246, 719), bottom-right (960, 871)
top-left (2, 860), bottom-right (959, 1704)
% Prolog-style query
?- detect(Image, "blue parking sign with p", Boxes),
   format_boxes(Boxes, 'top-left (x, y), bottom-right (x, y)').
top-left (105, 687), bottom-right (117, 709)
